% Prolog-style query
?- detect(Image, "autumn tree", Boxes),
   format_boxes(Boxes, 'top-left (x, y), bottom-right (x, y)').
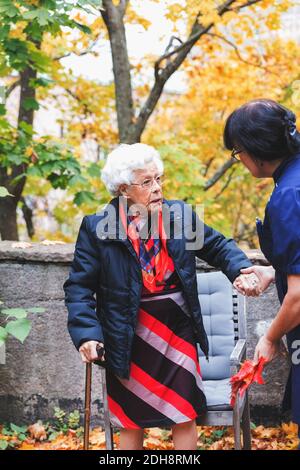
top-left (0, 0), bottom-right (102, 240)
top-left (144, 25), bottom-right (300, 245)
top-left (99, 0), bottom-right (293, 143)
top-left (0, 0), bottom-right (296, 241)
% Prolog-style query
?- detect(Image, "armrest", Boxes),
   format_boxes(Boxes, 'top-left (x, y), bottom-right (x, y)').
top-left (230, 339), bottom-right (246, 367)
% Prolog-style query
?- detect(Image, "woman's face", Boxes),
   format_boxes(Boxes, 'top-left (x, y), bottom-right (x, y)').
top-left (237, 151), bottom-right (265, 178)
top-left (235, 150), bottom-right (279, 178)
top-left (119, 162), bottom-right (163, 214)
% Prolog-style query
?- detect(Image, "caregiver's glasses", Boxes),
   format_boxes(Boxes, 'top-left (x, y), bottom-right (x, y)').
top-left (231, 148), bottom-right (243, 161)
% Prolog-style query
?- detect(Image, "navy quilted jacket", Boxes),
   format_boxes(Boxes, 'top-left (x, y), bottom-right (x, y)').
top-left (63, 197), bottom-right (252, 378)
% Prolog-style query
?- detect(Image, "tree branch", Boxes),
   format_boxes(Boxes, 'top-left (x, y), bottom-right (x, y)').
top-left (206, 32), bottom-right (280, 77)
top-left (5, 79), bottom-right (20, 98)
top-left (215, 166), bottom-right (236, 198)
top-left (204, 158), bottom-right (238, 191)
top-left (128, 0), bottom-right (266, 142)
top-left (64, 88), bottom-right (94, 120)
top-left (229, 0), bottom-right (263, 12)
top-left (119, 0), bottom-right (130, 17)
top-left (203, 157), bottom-right (216, 177)
top-left (54, 38), bottom-right (99, 61)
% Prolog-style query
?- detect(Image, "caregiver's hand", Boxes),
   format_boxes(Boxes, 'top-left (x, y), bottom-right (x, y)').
top-left (79, 340), bottom-right (105, 363)
top-left (254, 335), bottom-right (280, 364)
top-left (233, 273), bottom-right (261, 296)
top-left (240, 265), bottom-right (275, 293)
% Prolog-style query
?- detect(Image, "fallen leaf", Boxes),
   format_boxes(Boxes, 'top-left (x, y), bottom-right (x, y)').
top-left (27, 422), bottom-right (47, 441)
top-left (281, 421), bottom-right (298, 437)
top-left (11, 242), bottom-right (32, 249)
top-left (40, 240), bottom-right (66, 245)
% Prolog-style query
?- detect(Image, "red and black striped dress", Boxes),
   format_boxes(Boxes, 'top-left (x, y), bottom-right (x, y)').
top-left (105, 216), bottom-right (207, 429)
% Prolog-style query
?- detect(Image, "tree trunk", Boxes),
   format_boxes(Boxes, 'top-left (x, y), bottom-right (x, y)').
top-left (0, 67), bottom-right (36, 240)
top-left (0, 183), bottom-right (19, 240)
top-left (20, 196), bottom-right (34, 238)
top-left (101, 0), bottom-right (134, 143)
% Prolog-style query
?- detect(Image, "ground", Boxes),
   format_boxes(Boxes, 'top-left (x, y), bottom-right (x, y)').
top-left (0, 422), bottom-right (299, 450)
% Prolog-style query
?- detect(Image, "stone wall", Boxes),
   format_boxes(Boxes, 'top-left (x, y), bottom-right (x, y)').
top-left (0, 242), bottom-right (290, 426)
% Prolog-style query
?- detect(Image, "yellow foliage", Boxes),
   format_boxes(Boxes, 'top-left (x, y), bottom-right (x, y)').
top-left (125, 4), bottom-right (152, 30)
top-left (8, 21), bottom-right (27, 40)
top-left (24, 147), bottom-right (34, 157)
top-left (145, 25), bottom-right (300, 244)
top-left (14, 0), bottom-right (298, 244)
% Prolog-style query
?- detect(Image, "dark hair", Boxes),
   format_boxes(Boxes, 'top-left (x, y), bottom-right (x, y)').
top-left (223, 99), bottom-right (300, 161)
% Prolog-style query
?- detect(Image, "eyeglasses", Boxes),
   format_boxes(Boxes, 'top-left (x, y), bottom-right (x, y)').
top-left (231, 148), bottom-right (243, 161)
top-left (130, 175), bottom-right (164, 190)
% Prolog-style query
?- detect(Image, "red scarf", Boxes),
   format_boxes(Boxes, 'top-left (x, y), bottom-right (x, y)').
top-left (119, 202), bottom-right (174, 293)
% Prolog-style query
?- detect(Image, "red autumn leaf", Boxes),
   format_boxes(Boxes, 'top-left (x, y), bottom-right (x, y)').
top-left (230, 357), bottom-right (267, 407)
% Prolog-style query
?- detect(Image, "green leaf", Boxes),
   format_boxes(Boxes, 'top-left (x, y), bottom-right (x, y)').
top-left (0, 186), bottom-right (13, 197)
top-left (0, 326), bottom-right (8, 344)
top-left (22, 10), bottom-right (39, 21)
top-left (10, 423), bottom-right (27, 435)
top-left (1, 428), bottom-right (12, 436)
top-left (0, 118), bottom-right (10, 129)
top-left (26, 166), bottom-right (42, 177)
top-left (19, 121), bottom-right (34, 136)
top-left (5, 319), bottom-right (31, 343)
top-left (0, 2), bottom-right (19, 18)
top-left (87, 163), bottom-right (101, 178)
top-left (0, 24), bottom-right (10, 41)
top-left (6, 154), bottom-right (25, 165)
top-left (1, 308), bottom-right (28, 319)
top-left (26, 307), bottom-right (45, 314)
top-left (68, 174), bottom-right (87, 186)
top-left (0, 439), bottom-right (8, 450)
top-left (74, 191), bottom-right (96, 206)
top-left (4, 38), bottom-right (29, 71)
top-left (0, 104), bottom-right (6, 116)
top-left (23, 98), bottom-right (39, 111)
top-left (23, 8), bottom-right (52, 27)
top-left (72, 21), bottom-right (91, 35)
top-left (36, 8), bottom-right (52, 26)
top-left (29, 77), bottom-right (53, 88)
top-left (77, 0), bottom-right (103, 12)
top-left (40, 0), bottom-right (57, 9)
top-left (29, 50), bottom-right (51, 72)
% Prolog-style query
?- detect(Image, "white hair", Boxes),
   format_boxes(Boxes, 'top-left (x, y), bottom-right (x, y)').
top-left (101, 143), bottom-right (164, 196)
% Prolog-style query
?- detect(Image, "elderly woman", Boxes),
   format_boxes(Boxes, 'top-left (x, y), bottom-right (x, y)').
top-left (63, 143), bottom-right (258, 450)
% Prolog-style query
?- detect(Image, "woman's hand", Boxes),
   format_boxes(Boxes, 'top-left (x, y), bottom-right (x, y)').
top-left (79, 340), bottom-right (105, 363)
top-left (240, 265), bottom-right (275, 293)
top-left (233, 265), bottom-right (275, 296)
top-left (233, 273), bottom-right (261, 296)
top-left (254, 335), bottom-right (280, 364)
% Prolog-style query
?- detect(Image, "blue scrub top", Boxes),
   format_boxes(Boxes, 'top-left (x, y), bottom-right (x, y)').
top-left (256, 153), bottom-right (300, 424)
top-left (256, 154), bottom-right (300, 302)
